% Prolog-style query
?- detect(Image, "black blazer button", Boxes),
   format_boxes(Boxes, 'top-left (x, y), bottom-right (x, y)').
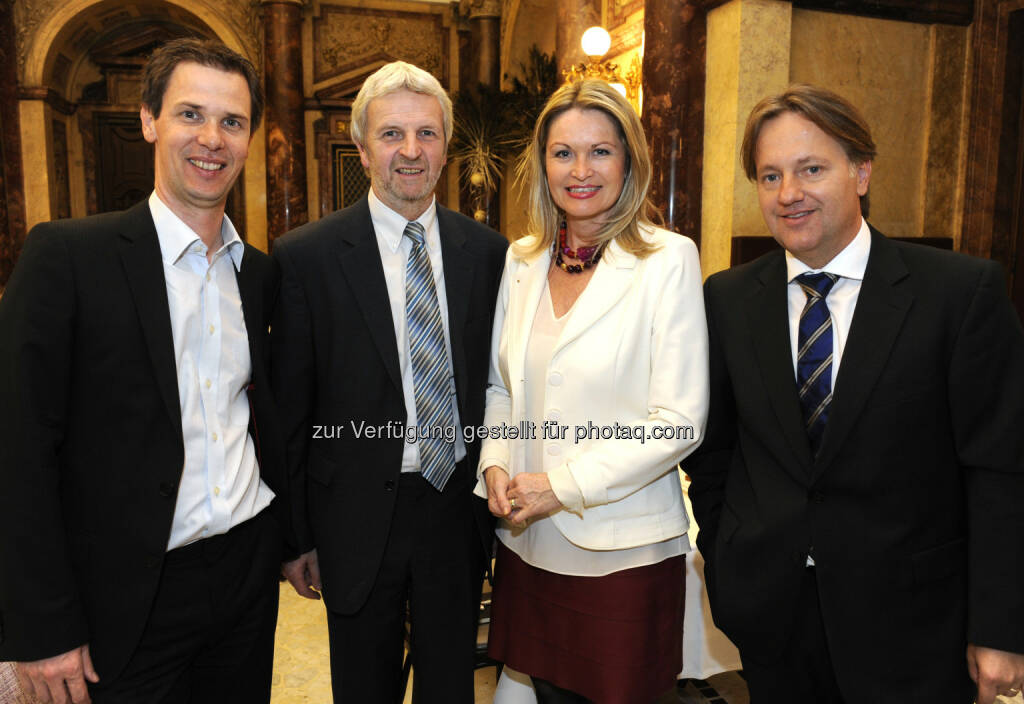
top-left (159, 481), bottom-right (177, 498)
top-left (810, 490), bottom-right (825, 504)
top-left (384, 479), bottom-right (395, 492)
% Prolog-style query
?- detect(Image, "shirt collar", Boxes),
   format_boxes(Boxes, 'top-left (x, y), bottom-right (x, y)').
top-left (367, 187), bottom-right (437, 253)
top-left (148, 191), bottom-right (244, 269)
top-left (785, 217), bottom-right (871, 283)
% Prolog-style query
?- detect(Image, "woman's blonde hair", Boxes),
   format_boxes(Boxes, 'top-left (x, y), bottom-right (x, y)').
top-left (515, 78), bottom-right (660, 259)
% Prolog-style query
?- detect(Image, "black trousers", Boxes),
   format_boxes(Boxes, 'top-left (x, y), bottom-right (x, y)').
top-left (741, 566), bottom-right (845, 704)
top-left (89, 509), bottom-right (282, 704)
top-left (325, 471), bottom-right (484, 704)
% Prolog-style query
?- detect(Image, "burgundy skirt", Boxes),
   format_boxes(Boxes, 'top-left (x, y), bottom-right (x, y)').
top-left (488, 541), bottom-right (685, 704)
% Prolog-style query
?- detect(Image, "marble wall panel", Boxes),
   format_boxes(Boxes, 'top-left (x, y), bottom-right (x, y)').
top-left (790, 9), bottom-right (931, 238)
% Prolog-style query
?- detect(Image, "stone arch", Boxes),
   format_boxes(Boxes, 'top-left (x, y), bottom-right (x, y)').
top-left (18, 0), bottom-right (267, 247)
top-left (22, 0), bottom-right (254, 87)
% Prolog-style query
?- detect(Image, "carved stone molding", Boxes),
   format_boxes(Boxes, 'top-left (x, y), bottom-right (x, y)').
top-left (313, 6), bottom-right (447, 85)
top-left (608, 0), bottom-right (643, 29)
top-left (213, 0), bottom-right (262, 68)
top-left (14, 0), bottom-right (263, 83)
top-left (463, 0), bottom-right (501, 19)
top-left (13, 0), bottom-right (55, 81)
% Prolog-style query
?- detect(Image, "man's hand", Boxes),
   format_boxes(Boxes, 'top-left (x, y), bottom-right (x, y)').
top-left (484, 466), bottom-right (512, 518)
top-left (282, 549), bottom-right (322, 600)
top-left (968, 643), bottom-right (1024, 704)
top-left (507, 472), bottom-right (562, 526)
top-left (16, 644), bottom-right (98, 704)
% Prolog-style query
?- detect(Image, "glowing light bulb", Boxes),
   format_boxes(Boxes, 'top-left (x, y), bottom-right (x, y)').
top-left (580, 26), bottom-right (611, 58)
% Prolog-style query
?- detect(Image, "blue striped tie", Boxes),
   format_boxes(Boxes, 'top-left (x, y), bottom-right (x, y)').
top-left (796, 272), bottom-right (839, 455)
top-left (404, 221), bottom-right (456, 491)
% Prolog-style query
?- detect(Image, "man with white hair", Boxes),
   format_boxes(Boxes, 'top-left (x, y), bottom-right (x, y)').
top-left (272, 61), bottom-right (507, 702)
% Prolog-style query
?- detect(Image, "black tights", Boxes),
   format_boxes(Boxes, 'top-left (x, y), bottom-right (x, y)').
top-left (531, 677), bottom-right (592, 704)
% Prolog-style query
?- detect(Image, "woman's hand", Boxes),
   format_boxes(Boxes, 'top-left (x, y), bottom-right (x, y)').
top-left (483, 466), bottom-right (512, 517)
top-left (507, 473), bottom-right (563, 525)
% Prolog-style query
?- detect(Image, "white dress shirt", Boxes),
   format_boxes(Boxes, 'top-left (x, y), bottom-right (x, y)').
top-left (786, 217), bottom-right (872, 387)
top-left (368, 188), bottom-right (465, 473)
top-left (150, 192), bottom-right (274, 550)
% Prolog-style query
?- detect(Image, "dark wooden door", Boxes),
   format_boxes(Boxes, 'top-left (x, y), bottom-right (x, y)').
top-left (1004, 10), bottom-right (1024, 323)
top-left (93, 111), bottom-right (247, 238)
top-left (95, 112), bottom-right (153, 213)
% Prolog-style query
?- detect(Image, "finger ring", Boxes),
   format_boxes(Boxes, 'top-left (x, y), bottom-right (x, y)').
top-left (510, 497), bottom-right (517, 509)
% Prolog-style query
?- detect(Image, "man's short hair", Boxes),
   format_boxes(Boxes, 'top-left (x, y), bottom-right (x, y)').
top-left (141, 38), bottom-right (264, 133)
top-left (349, 62), bottom-right (453, 147)
top-left (741, 83), bottom-right (877, 216)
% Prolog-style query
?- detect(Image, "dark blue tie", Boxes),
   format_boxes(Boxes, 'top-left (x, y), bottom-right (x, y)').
top-left (796, 272), bottom-right (839, 455)
top-left (404, 221), bottom-right (456, 491)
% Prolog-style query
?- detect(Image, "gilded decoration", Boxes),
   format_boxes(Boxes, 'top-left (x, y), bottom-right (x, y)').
top-left (314, 6), bottom-right (447, 84)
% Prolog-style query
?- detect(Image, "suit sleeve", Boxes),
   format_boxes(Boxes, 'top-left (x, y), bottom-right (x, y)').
top-left (949, 260), bottom-right (1024, 654)
top-left (269, 241), bottom-right (316, 557)
top-left (0, 225), bottom-right (89, 660)
top-left (475, 251), bottom-right (515, 486)
top-left (684, 275), bottom-right (738, 559)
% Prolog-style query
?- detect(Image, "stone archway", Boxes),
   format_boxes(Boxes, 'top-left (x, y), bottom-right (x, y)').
top-left (16, 0), bottom-right (268, 248)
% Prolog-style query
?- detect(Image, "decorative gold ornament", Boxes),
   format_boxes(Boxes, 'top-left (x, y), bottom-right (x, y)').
top-left (563, 26), bottom-right (642, 114)
top-left (473, 209), bottom-right (487, 222)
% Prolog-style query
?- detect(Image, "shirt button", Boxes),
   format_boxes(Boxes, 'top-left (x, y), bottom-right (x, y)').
top-left (205, 379), bottom-right (212, 389)
top-left (548, 371), bottom-right (563, 386)
top-left (213, 486), bottom-right (221, 496)
top-left (212, 432), bottom-right (218, 442)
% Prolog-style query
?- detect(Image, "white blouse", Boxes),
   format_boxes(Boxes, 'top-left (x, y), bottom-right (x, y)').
top-left (495, 281), bottom-right (686, 577)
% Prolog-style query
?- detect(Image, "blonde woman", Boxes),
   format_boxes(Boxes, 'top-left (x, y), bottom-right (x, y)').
top-left (476, 79), bottom-right (709, 703)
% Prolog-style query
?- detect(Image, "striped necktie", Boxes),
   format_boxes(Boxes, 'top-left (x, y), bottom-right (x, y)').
top-left (404, 221), bottom-right (456, 491)
top-left (796, 272), bottom-right (839, 455)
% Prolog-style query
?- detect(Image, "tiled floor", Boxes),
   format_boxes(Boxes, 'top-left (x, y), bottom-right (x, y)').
top-left (271, 581), bottom-right (752, 703)
top-left (270, 582), bottom-right (1024, 703)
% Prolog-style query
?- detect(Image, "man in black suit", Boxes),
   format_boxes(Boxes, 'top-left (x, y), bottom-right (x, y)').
top-left (0, 39), bottom-right (285, 704)
top-left (687, 84), bottom-right (1024, 704)
top-left (273, 61), bottom-right (506, 702)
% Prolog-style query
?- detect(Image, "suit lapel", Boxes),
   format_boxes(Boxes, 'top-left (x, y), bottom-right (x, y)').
top-left (234, 245), bottom-right (261, 378)
top-left (436, 206), bottom-right (475, 408)
top-left (814, 229), bottom-right (911, 476)
top-left (335, 198), bottom-right (403, 394)
top-left (552, 240), bottom-right (636, 357)
top-left (116, 201), bottom-right (182, 437)
top-left (746, 253), bottom-right (816, 476)
top-left (505, 246), bottom-right (551, 387)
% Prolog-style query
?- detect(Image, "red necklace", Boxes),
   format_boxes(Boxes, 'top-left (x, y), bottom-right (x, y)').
top-left (555, 220), bottom-right (603, 274)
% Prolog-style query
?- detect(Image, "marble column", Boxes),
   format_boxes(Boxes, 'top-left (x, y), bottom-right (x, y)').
top-left (641, 0), bottom-right (709, 252)
top-left (556, 0), bottom-right (600, 74)
top-left (263, 0), bottom-right (307, 246)
top-left (0, 0), bottom-right (25, 286)
top-left (466, 0), bottom-right (502, 228)
top-left (699, 0), bottom-right (790, 276)
top-left (469, 0), bottom-right (501, 87)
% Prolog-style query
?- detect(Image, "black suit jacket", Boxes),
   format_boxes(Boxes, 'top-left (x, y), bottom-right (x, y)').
top-left (687, 227), bottom-right (1024, 702)
top-left (270, 196), bottom-right (507, 614)
top-left (0, 201), bottom-right (285, 681)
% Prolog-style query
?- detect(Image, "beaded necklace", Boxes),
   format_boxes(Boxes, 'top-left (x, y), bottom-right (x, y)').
top-left (554, 220), bottom-right (604, 274)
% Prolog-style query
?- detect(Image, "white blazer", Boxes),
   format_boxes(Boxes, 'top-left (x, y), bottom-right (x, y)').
top-left (475, 226), bottom-right (710, 551)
